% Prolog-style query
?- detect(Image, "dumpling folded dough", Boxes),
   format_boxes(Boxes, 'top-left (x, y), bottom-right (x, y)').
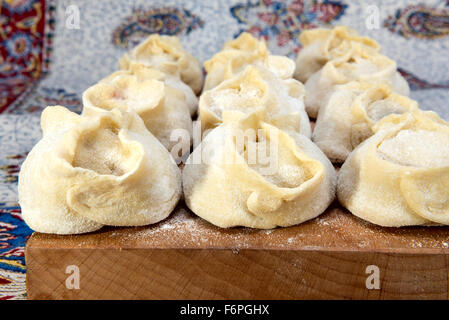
top-left (183, 112), bottom-right (336, 229)
top-left (199, 65), bottom-right (311, 138)
top-left (119, 34), bottom-right (203, 94)
top-left (204, 32), bottom-right (295, 91)
top-left (313, 82), bottom-right (418, 163)
top-left (19, 106), bottom-right (182, 234)
top-left (123, 62), bottom-right (198, 116)
top-left (337, 110), bottom-right (449, 227)
top-left (294, 26), bottom-right (380, 83)
top-left (304, 43), bottom-right (409, 118)
top-left (82, 70), bottom-right (192, 157)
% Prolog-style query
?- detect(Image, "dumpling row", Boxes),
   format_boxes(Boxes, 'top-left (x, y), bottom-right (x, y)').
top-left (296, 26), bottom-right (449, 227)
top-left (20, 28), bottom-right (447, 233)
top-left (183, 33), bottom-right (337, 229)
top-left (19, 35), bottom-right (203, 234)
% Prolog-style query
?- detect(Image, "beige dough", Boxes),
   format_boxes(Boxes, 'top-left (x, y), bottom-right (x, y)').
top-left (304, 43), bottom-right (409, 118)
top-left (183, 112), bottom-right (336, 229)
top-left (19, 106), bottom-right (182, 234)
top-left (119, 34), bottom-right (203, 94)
top-left (82, 71), bottom-right (192, 158)
top-left (294, 26), bottom-right (380, 83)
top-left (204, 32), bottom-right (295, 91)
top-left (117, 62), bottom-right (198, 116)
top-left (199, 65), bottom-right (311, 138)
top-left (313, 81), bottom-right (418, 163)
top-left (337, 110), bottom-right (449, 227)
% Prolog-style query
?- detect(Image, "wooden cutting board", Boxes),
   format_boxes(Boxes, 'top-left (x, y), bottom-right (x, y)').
top-left (26, 201), bottom-right (449, 300)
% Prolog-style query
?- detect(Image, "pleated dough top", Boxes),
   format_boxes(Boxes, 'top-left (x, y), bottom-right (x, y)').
top-left (294, 26), bottom-right (380, 83)
top-left (313, 81), bottom-right (418, 162)
top-left (337, 110), bottom-right (449, 227)
top-left (18, 107), bottom-right (182, 234)
top-left (204, 32), bottom-right (295, 90)
top-left (118, 62), bottom-right (198, 116)
top-left (82, 70), bottom-right (192, 156)
top-left (119, 34), bottom-right (203, 94)
top-left (199, 65), bottom-right (311, 138)
top-left (183, 112), bottom-right (336, 229)
top-left (304, 43), bottom-right (409, 118)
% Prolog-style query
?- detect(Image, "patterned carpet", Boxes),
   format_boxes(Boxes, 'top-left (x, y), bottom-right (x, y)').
top-left (1, 0), bottom-right (448, 299)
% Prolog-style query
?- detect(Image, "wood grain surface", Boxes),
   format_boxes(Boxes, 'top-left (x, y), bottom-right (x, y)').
top-left (26, 202), bottom-right (449, 300)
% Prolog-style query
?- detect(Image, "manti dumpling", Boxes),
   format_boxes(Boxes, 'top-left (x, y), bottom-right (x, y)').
top-left (313, 82), bottom-right (418, 163)
top-left (294, 26), bottom-right (380, 83)
top-left (82, 70), bottom-right (192, 156)
top-left (183, 112), bottom-right (336, 229)
top-left (204, 32), bottom-right (295, 91)
top-left (337, 110), bottom-right (449, 227)
top-left (199, 65), bottom-right (311, 138)
top-left (119, 34), bottom-right (203, 94)
top-left (18, 106), bottom-right (182, 234)
top-left (305, 44), bottom-right (409, 118)
top-left (125, 62), bottom-right (198, 116)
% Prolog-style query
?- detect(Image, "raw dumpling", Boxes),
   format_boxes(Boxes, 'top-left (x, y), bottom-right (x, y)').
top-left (313, 82), bottom-right (418, 163)
top-left (82, 71), bottom-right (192, 157)
top-left (294, 26), bottom-right (380, 83)
top-left (204, 32), bottom-right (295, 91)
top-left (199, 65), bottom-right (311, 138)
top-left (183, 112), bottom-right (336, 229)
top-left (121, 62), bottom-right (198, 116)
top-left (18, 106), bottom-right (182, 234)
top-left (119, 34), bottom-right (203, 94)
top-left (337, 110), bottom-right (449, 227)
top-left (305, 44), bottom-right (409, 118)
